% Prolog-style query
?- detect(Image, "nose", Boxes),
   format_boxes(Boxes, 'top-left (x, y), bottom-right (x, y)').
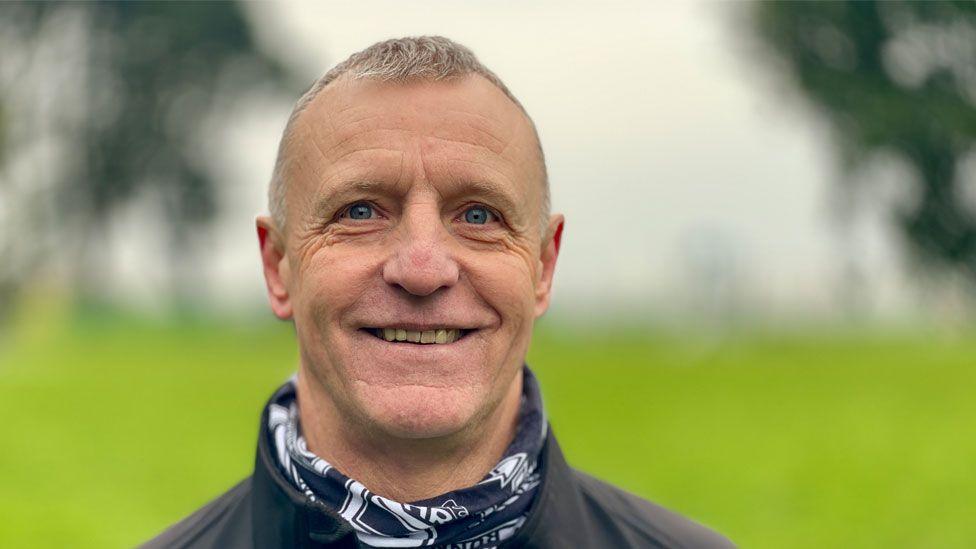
top-left (382, 211), bottom-right (460, 297)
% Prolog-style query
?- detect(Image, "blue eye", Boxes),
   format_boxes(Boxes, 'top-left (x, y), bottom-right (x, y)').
top-left (463, 205), bottom-right (494, 225)
top-left (345, 203), bottom-right (375, 220)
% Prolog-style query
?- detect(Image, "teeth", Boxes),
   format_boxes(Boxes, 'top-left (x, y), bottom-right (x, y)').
top-left (378, 328), bottom-right (463, 344)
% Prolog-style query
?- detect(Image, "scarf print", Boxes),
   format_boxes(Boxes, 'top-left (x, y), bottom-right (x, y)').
top-left (267, 367), bottom-right (547, 549)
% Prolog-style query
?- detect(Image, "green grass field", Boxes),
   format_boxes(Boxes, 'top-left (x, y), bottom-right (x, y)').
top-left (1, 310), bottom-right (975, 548)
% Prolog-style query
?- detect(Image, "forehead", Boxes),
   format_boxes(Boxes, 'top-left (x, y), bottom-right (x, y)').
top-left (312, 74), bottom-right (531, 152)
top-left (285, 74), bottom-right (543, 215)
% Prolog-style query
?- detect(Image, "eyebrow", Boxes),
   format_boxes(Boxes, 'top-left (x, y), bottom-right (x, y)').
top-left (312, 180), bottom-right (389, 220)
top-left (445, 178), bottom-right (521, 217)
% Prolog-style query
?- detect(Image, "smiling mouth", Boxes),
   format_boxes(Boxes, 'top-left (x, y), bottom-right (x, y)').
top-left (361, 327), bottom-right (472, 345)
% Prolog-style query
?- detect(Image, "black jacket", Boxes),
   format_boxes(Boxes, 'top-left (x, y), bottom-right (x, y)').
top-left (143, 404), bottom-right (734, 549)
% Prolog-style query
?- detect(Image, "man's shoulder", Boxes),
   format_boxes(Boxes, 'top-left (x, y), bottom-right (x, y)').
top-left (570, 468), bottom-right (735, 549)
top-left (140, 477), bottom-right (254, 549)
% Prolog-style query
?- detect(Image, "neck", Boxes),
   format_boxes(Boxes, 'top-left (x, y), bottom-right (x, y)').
top-left (295, 371), bottom-right (523, 502)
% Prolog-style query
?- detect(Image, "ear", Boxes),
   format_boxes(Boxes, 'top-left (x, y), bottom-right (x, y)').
top-left (256, 215), bottom-right (293, 320)
top-left (534, 214), bottom-right (564, 318)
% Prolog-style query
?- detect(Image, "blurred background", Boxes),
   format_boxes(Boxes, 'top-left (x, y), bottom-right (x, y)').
top-left (2, 1), bottom-right (975, 547)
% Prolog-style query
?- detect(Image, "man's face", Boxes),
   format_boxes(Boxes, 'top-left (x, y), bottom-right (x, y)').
top-left (259, 74), bottom-right (562, 440)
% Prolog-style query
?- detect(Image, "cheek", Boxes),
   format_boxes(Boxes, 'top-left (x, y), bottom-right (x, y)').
top-left (463, 250), bottom-right (537, 326)
top-left (292, 244), bottom-right (381, 329)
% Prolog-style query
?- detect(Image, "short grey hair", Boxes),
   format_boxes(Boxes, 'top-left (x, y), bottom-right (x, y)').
top-left (268, 36), bottom-right (550, 236)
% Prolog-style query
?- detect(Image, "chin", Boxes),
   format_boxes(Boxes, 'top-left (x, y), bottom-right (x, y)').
top-left (352, 383), bottom-right (486, 440)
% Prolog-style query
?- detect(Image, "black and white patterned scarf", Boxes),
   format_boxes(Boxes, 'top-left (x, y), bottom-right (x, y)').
top-left (266, 367), bottom-right (547, 549)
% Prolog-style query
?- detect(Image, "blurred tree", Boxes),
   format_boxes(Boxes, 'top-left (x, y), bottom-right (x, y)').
top-left (750, 1), bottom-right (976, 282)
top-left (0, 1), bottom-right (296, 317)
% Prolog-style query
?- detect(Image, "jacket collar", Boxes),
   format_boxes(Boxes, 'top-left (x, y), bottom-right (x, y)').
top-left (249, 401), bottom-right (589, 548)
top-left (502, 428), bottom-right (591, 548)
top-left (251, 401), bottom-right (358, 548)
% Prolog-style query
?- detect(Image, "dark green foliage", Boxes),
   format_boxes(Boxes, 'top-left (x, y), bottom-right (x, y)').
top-left (0, 1), bottom-right (296, 310)
top-left (751, 1), bottom-right (976, 278)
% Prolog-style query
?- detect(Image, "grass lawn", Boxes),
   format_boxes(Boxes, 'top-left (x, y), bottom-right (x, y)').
top-left (1, 311), bottom-right (974, 548)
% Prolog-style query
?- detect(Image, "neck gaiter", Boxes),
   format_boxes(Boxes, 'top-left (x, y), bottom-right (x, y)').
top-left (266, 367), bottom-right (547, 549)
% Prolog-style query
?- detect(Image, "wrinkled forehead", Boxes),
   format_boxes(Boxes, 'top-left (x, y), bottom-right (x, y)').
top-left (305, 73), bottom-right (534, 151)
top-left (285, 74), bottom-right (545, 198)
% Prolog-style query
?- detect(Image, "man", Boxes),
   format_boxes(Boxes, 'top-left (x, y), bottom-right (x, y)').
top-left (145, 36), bottom-right (734, 549)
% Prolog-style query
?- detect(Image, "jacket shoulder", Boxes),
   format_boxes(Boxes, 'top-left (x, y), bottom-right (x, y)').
top-left (140, 477), bottom-right (254, 549)
top-left (572, 470), bottom-right (735, 549)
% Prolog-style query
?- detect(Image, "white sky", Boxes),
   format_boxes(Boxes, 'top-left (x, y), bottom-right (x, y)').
top-left (107, 0), bottom-right (919, 319)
